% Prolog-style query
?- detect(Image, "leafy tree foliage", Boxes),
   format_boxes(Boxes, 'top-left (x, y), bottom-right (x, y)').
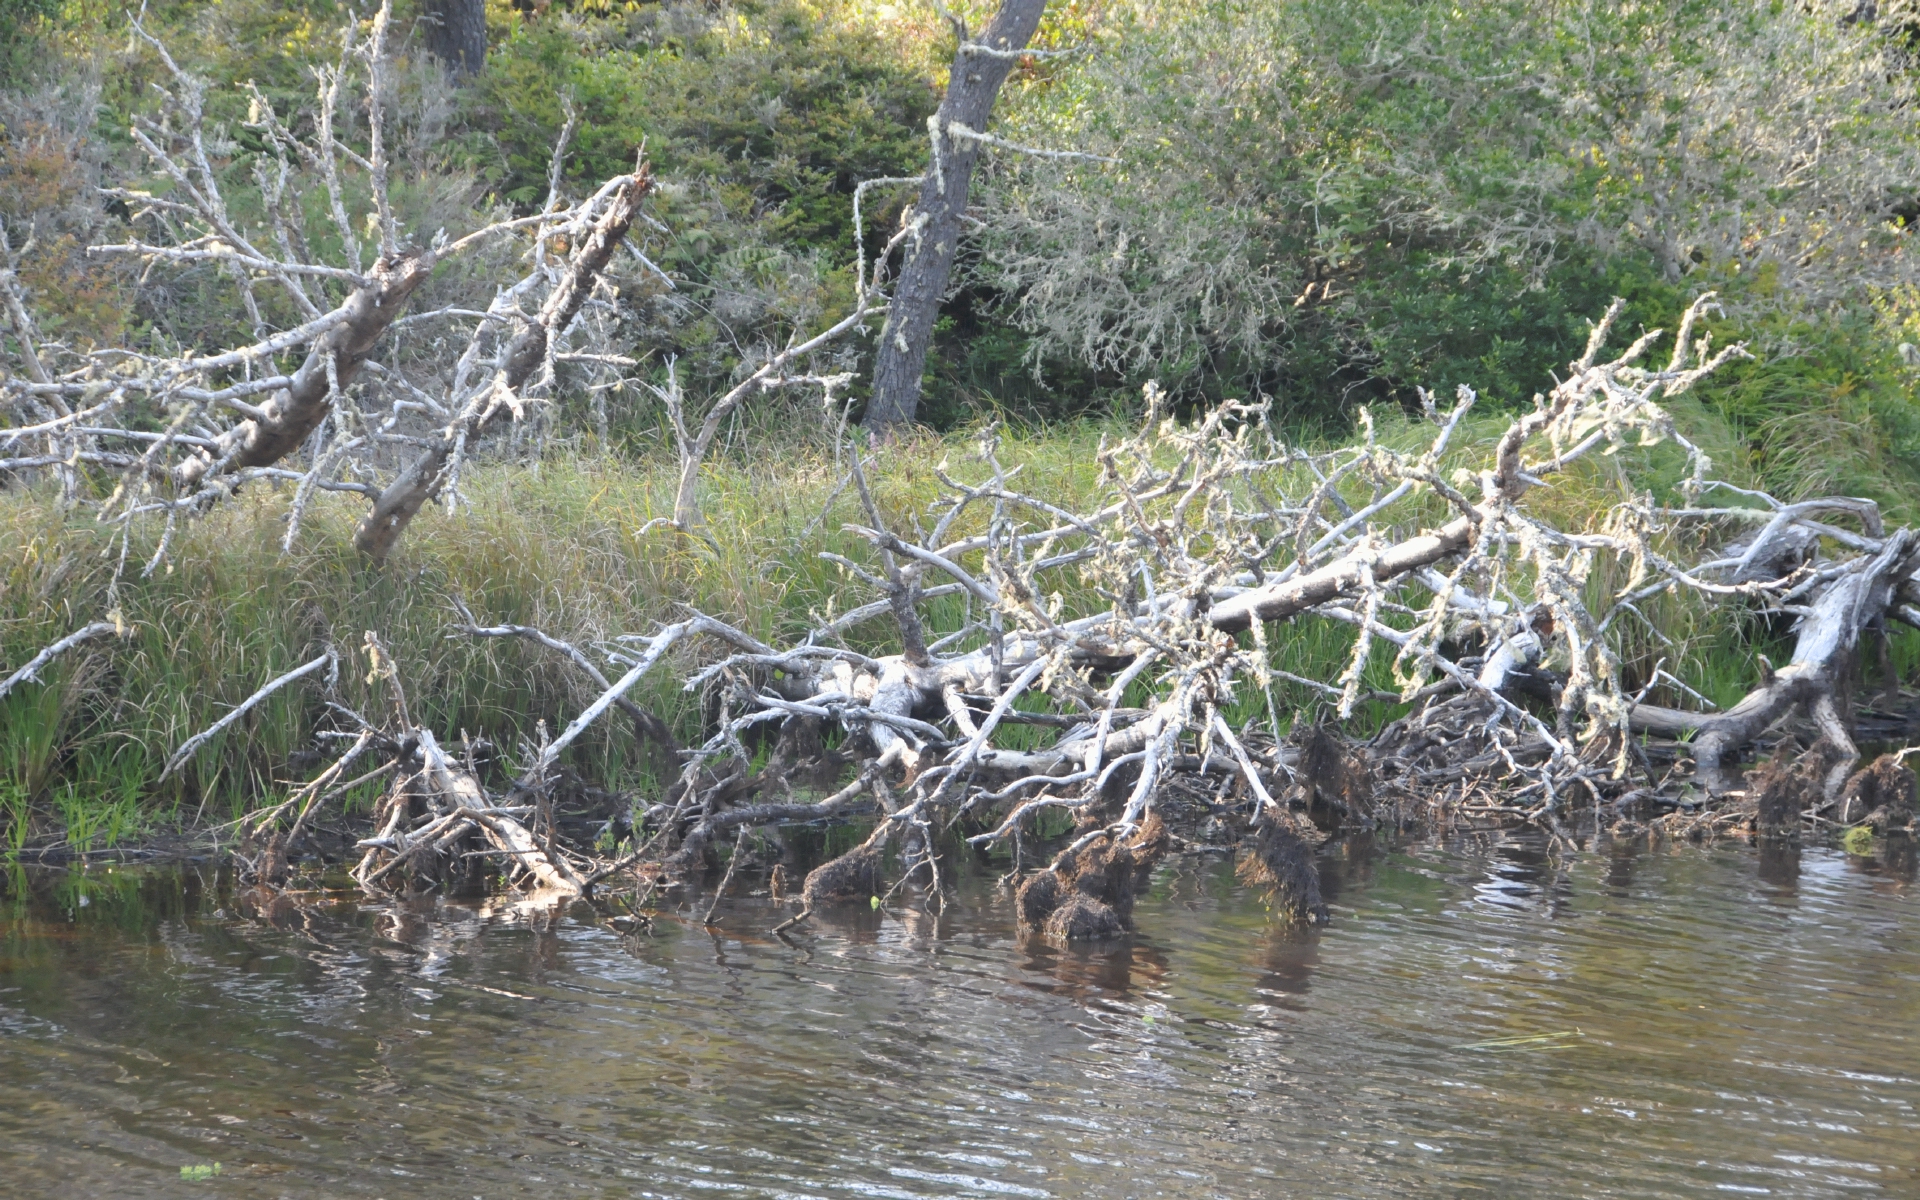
top-left (976, 0), bottom-right (1920, 430)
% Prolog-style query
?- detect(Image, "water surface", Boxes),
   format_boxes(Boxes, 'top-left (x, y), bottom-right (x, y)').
top-left (3, 835), bottom-right (1918, 1197)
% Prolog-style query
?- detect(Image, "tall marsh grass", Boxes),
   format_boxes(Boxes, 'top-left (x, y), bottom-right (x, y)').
top-left (1, 410), bottom-right (1908, 846)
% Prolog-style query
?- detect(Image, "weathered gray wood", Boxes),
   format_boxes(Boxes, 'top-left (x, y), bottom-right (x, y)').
top-left (864, 0), bottom-right (1050, 435)
top-left (177, 252), bottom-right (434, 487)
top-left (1630, 529), bottom-right (1920, 791)
top-left (353, 168), bottom-right (652, 562)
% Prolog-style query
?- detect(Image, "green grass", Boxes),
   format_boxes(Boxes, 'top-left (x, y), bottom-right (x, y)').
top-left (1, 408), bottom-right (1913, 849)
top-left (0, 426), bottom-right (1108, 843)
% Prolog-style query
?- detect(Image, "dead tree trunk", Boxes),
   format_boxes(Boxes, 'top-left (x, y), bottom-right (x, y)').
top-left (1630, 529), bottom-right (1920, 793)
top-left (353, 167), bottom-right (653, 562)
top-left (863, 0), bottom-right (1050, 436)
top-left (176, 252), bottom-right (435, 487)
top-left (422, 0), bottom-right (488, 78)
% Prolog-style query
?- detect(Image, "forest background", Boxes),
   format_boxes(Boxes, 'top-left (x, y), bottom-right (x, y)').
top-left (6, 0), bottom-right (1920, 848)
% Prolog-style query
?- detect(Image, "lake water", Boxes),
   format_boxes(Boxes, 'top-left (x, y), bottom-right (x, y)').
top-left (3, 834), bottom-right (1918, 1198)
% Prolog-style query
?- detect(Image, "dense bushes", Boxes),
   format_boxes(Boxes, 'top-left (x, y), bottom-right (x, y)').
top-left (456, 2), bottom-right (941, 423)
top-left (975, 0), bottom-right (1920, 498)
top-left (15, 0), bottom-right (1920, 473)
top-left (6, 0), bottom-right (1920, 479)
top-left (0, 0), bottom-right (61, 78)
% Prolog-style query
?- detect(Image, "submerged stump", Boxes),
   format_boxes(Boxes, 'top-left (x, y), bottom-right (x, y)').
top-left (1015, 812), bottom-right (1169, 942)
top-left (1840, 754), bottom-right (1918, 833)
top-left (1237, 809), bottom-right (1329, 926)
top-left (802, 844), bottom-right (881, 907)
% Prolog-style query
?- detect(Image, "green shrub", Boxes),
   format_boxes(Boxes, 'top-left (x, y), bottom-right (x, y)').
top-left (0, 0), bottom-right (61, 81)
top-left (978, 0), bottom-right (1920, 440)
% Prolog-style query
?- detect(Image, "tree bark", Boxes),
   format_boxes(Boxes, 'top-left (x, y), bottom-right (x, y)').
top-left (1629, 529), bottom-right (1920, 793)
top-left (863, 0), bottom-right (1049, 436)
top-left (176, 251), bottom-right (435, 487)
top-left (352, 168), bottom-right (652, 562)
top-left (423, 0), bottom-right (488, 78)
top-left (1206, 515), bottom-right (1478, 634)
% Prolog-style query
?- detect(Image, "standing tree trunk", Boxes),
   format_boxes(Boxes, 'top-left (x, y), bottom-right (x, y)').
top-left (864, 0), bottom-right (1049, 436)
top-left (423, 0), bottom-right (488, 77)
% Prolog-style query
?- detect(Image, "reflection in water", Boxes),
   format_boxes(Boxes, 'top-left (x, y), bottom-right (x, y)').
top-left (1470, 832), bottom-right (1577, 916)
top-left (1313, 828), bottom-right (1376, 908)
top-left (4, 837), bottom-right (1920, 1199)
top-left (1018, 936), bottom-right (1172, 1000)
top-left (1759, 838), bottom-right (1803, 890)
top-left (1252, 923), bottom-right (1320, 997)
top-left (1862, 833), bottom-right (1919, 885)
top-left (804, 899), bottom-right (887, 943)
top-left (1604, 840), bottom-right (1642, 896)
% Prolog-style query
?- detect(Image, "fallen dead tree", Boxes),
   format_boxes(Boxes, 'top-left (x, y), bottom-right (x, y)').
top-left (230, 631), bottom-right (647, 899)
top-left (483, 294), bottom-right (1920, 932)
top-left (36, 292), bottom-right (1920, 924)
top-left (8, 58), bottom-right (1918, 930)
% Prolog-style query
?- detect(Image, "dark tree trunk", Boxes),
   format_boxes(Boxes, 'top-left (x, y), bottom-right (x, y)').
top-left (423, 0), bottom-right (488, 77)
top-left (864, 0), bottom-right (1049, 436)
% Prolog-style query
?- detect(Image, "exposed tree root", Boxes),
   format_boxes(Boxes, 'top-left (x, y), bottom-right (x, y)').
top-left (1841, 754), bottom-right (1917, 833)
top-left (1015, 812), bottom-right (1169, 942)
top-left (1294, 726), bottom-right (1373, 827)
top-left (1237, 809), bottom-right (1330, 926)
top-left (803, 843), bottom-right (882, 907)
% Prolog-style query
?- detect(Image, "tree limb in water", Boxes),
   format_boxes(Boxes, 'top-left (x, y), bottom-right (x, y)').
top-left (531, 295), bottom-right (1920, 927)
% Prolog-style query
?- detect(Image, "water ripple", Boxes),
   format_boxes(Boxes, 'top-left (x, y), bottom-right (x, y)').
top-left (2, 838), bottom-right (1917, 1197)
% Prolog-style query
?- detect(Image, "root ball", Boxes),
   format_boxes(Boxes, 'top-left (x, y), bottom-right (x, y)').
top-left (1016, 869), bottom-right (1061, 928)
top-left (1747, 737), bottom-right (1846, 838)
top-left (1238, 810), bottom-right (1329, 926)
top-left (802, 844), bottom-right (880, 907)
top-left (1013, 811), bottom-right (1172, 940)
top-left (1841, 754), bottom-right (1917, 833)
top-left (1298, 726), bottom-right (1373, 818)
top-left (1042, 893), bottom-right (1125, 941)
